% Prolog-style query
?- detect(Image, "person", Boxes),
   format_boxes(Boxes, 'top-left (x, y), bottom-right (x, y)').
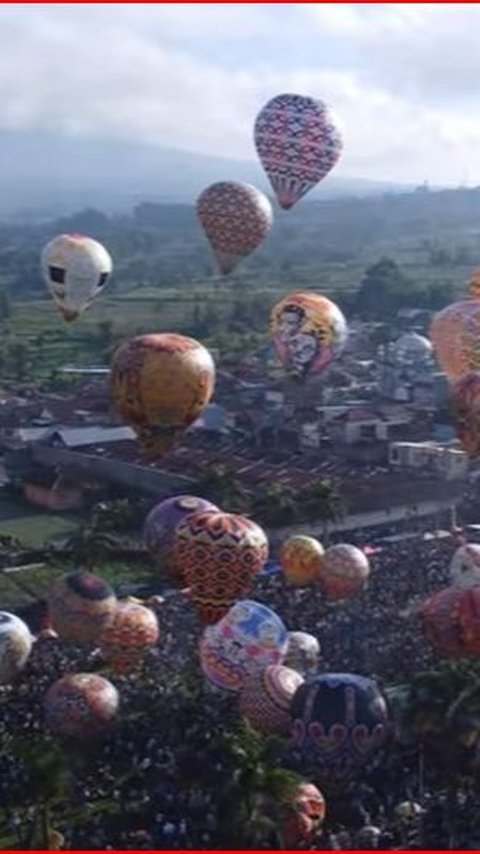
top-left (276, 304), bottom-right (305, 343)
top-left (289, 330), bottom-right (320, 376)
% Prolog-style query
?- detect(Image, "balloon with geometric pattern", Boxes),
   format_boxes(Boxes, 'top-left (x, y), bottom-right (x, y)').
top-left (320, 544), bottom-right (370, 601)
top-left (421, 585), bottom-right (480, 657)
top-left (143, 495), bottom-right (220, 584)
top-left (173, 511), bottom-right (269, 624)
top-left (47, 571), bottom-right (116, 644)
top-left (254, 93), bottom-right (343, 210)
top-left (196, 181), bottom-right (273, 275)
top-left (110, 333), bottom-right (215, 459)
top-left (41, 233), bottom-right (112, 322)
top-left (44, 673), bottom-right (120, 740)
top-left (200, 599), bottom-right (288, 692)
top-left (280, 535), bottom-right (324, 586)
top-left (239, 664), bottom-right (303, 735)
top-left (0, 612), bottom-right (33, 684)
top-left (99, 603), bottom-right (159, 673)
top-left (291, 673), bottom-right (389, 782)
top-left (270, 292), bottom-right (348, 380)
top-left (430, 298), bottom-right (480, 382)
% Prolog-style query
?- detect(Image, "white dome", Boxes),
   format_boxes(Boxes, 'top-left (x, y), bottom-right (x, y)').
top-left (394, 332), bottom-right (433, 361)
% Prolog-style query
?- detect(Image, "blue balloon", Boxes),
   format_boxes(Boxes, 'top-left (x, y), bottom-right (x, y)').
top-left (291, 673), bottom-right (390, 781)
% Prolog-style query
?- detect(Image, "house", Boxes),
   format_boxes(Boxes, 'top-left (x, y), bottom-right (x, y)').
top-left (389, 441), bottom-right (468, 481)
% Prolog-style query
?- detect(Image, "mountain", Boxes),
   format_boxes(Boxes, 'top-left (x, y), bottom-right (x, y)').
top-left (0, 130), bottom-right (413, 220)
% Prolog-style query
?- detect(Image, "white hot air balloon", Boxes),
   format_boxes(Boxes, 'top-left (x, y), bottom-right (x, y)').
top-left (41, 233), bottom-right (113, 321)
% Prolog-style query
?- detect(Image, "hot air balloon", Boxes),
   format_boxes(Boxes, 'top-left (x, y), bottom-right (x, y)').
top-left (173, 511), bottom-right (269, 624)
top-left (41, 234), bottom-right (112, 322)
top-left (291, 673), bottom-right (389, 781)
top-left (280, 535), bottom-right (324, 587)
top-left (451, 371), bottom-right (480, 457)
top-left (254, 93), bottom-right (342, 210)
top-left (110, 334), bottom-right (215, 458)
top-left (282, 782), bottom-right (326, 848)
top-left (430, 298), bottom-right (480, 381)
top-left (450, 543), bottom-right (480, 589)
top-left (196, 181), bottom-right (273, 275)
top-left (0, 612), bottom-right (32, 683)
top-left (284, 631), bottom-right (320, 677)
top-left (143, 495), bottom-right (219, 583)
top-left (270, 292), bottom-right (348, 380)
top-left (239, 664), bottom-right (303, 735)
top-left (44, 673), bottom-right (119, 740)
top-left (200, 600), bottom-right (288, 692)
top-left (47, 571), bottom-right (116, 644)
top-left (99, 603), bottom-right (159, 673)
top-left (320, 544), bottom-right (370, 601)
top-left (422, 585), bottom-right (480, 657)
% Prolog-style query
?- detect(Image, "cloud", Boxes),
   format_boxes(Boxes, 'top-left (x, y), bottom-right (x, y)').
top-left (0, 3), bottom-right (478, 185)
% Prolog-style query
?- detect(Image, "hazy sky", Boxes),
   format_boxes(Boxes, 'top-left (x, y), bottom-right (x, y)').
top-left (2, 3), bottom-right (480, 185)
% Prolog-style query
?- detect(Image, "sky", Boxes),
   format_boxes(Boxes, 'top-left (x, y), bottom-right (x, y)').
top-left (2, 3), bottom-right (480, 185)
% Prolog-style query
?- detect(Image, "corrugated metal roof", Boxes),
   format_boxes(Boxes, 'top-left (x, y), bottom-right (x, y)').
top-left (53, 426), bottom-right (135, 448)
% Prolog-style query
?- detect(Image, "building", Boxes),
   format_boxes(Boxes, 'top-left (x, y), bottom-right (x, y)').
top-left (389, 441), bottom-right (468, 481)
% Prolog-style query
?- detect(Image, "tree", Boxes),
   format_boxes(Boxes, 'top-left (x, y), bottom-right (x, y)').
top-left (302, 478), bottom-right (346, 534)
top-left (192, 465), bottom-right (250, 514)
top-left (356, 258), bottom-right (416, 320)
top-left (253, 482), bottom-right (299, 528)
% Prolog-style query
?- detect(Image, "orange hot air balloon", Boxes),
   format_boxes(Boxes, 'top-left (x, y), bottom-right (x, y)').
top-left (47, 571), bottom-right (116, 644)
top-left (270, 291), bottom-right (348, 380)
top-left (430, 298), bottom-right (480, 382)
top-left (280, 535), bottom-right (324, 586)
top-left (110, 333), bottom-right (215, 458)
top-left (320, 544), bottom-right (370, 601)
top-left (173, 511), bottom-right (269, 624)
top-left (282, 782), bottom-right (326, 848)
top-left (470, 268), bottom-right (480, 300)
top-left (451, 371), bottom-right (480, 457)
top-left (239, 664), bottom-right (303, 735)
top-left (196, 181), bottom-right (273, 275)
top-left (99, 602), bottom-right (159, 673)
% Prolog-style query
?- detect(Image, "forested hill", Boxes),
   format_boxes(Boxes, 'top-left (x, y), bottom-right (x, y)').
top-left (2, 185), bottom-right (480, 305)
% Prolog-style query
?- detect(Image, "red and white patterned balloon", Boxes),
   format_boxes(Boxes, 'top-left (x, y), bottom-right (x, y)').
top-left (254, 93), bottom-right (343, 210)
top-left (99, 603), bottom-right (159, 673)
top-left (196, 181), bottom-right (273, 274)
top-left (44, 673), bottom-right (119, 740)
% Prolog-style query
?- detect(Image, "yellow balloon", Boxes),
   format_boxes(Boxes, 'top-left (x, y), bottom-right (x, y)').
top-left (280, 535), bottom-right (324, 586)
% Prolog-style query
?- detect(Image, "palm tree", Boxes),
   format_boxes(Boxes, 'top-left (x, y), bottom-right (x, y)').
top-left (253, 482), bottom-right (299, 528)
top-left (218, 721), bottom-right (303, 848)
top-left (303, 478), bottom-right (346, 539)
top-left (192, 464), bottom-right (251, 514)
top-left (64, 523), bottom-right (119, 570)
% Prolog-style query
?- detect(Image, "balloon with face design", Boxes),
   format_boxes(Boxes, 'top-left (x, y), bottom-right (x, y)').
top-left (270, 292), bottom-right (347, 380)
top-left (291, 673), bottom-right (389, 781)
top-left (200, 600), bottom-right (288, 692)
top-left (254, 93), bottom-right (342, 210)
top-left (41, 234), bottom-right (112, 322)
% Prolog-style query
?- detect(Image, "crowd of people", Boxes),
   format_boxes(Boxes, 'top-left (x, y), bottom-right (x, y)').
top-left (1, 526), bottom-right (480, 850)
